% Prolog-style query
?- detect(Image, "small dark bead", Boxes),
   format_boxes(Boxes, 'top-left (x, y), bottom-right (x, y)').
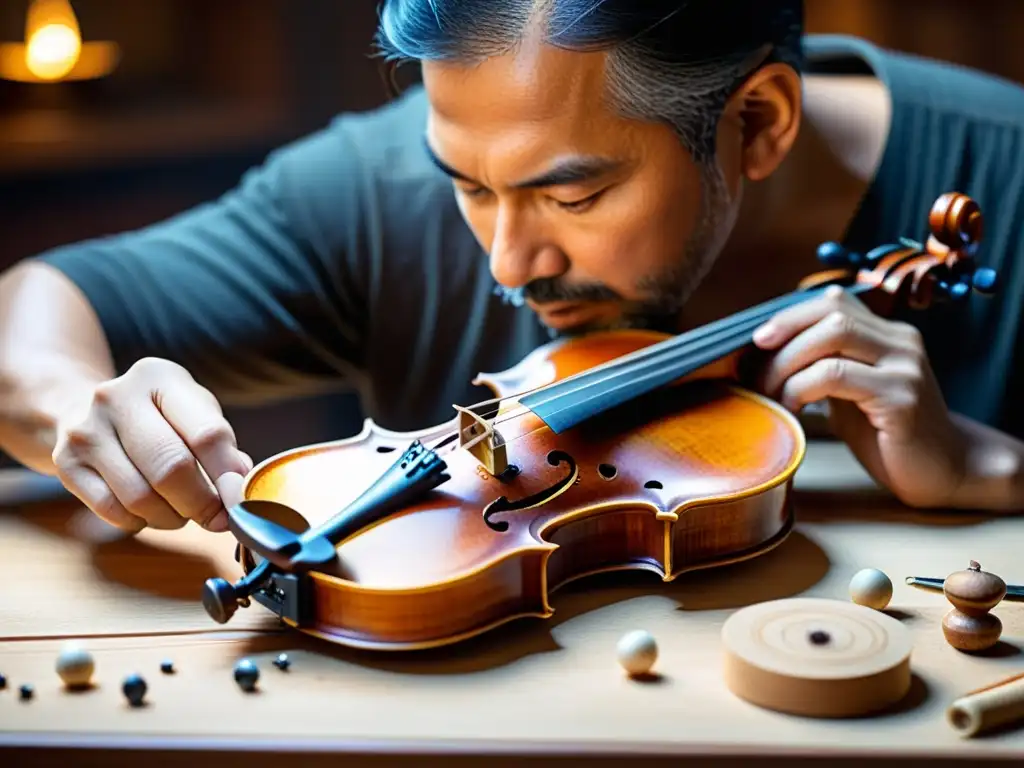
top-left (122, 674), bottom-right (147, 707)
top-left (19, 683), bottom-right (33, 700)
top-left (160, 659), bottom-right (174, 674)
top-left (808, 630), bottom-right (831, 646)
top-left (273, 653), bottom-right (290, 671)
top-left (233, 659), bottom-right (259, 692)
top-left (0, 672), bottom-right (7, 689)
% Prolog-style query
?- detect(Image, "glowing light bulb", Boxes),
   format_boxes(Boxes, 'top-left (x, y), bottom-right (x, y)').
top-left (0, 0), bottom-right (119, 83)
top-left (26, 22), bottom-right (82, 80)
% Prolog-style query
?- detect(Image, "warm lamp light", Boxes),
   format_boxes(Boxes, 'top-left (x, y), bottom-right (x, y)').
top-left (0, 0), bottom-right (119, 83)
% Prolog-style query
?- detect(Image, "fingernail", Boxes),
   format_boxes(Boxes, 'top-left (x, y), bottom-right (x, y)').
top-left (240, 452), bottom-right (254, 473)
top-left (753, 323), bottom-right (775, 345)
top-left (216, 472), bottom-right (245, 510)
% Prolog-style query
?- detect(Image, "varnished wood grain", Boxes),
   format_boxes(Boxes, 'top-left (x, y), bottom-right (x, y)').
top-left (239, 326), bottom-right (804, 650)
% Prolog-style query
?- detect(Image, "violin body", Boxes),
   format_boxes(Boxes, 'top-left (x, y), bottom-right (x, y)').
top-left (209, 191), bottom-right (997, 651)
top-left (236, 329), bottom-right (804, 650)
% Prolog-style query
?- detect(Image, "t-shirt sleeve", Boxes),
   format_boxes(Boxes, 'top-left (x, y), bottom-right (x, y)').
top-left (35, 117), bottom-right (372, 405)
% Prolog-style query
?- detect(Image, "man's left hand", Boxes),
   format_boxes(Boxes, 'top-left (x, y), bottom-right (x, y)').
top-left (752, 284), bottom-right (966, 508)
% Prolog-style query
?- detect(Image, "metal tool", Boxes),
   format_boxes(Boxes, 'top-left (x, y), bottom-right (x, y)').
top-left (905, 576), bottom-right (1024, 602)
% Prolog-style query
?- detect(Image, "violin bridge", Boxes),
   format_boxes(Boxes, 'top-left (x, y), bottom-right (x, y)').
top-left (454, 405), bottom-right (508, 476)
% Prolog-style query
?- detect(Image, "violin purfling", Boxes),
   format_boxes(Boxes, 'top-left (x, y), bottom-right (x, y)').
top-left (202, 192), bottom-right (997, 651)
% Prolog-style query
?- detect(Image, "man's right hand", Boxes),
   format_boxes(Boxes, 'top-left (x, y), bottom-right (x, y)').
top-left (50, 357), bottom-right (253, 534)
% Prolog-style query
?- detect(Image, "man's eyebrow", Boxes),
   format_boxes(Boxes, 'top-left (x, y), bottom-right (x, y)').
top-left (424, 139), bottom-right (622, 189)
top-left (424, 141), bottom-right (473, 182)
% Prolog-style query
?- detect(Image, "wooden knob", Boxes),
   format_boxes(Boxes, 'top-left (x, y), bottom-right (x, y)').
top-left (943, 609), bottom-right (1003, 652)
top-left (944, 560), bottom-right (1006, 616)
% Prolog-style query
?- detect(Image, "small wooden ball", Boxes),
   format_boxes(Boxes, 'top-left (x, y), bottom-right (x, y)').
top-left (55, 642), bottom-right (94, 689)
top-left (944, 560), bottom-right (1006, 616)
top-left (848, 568), bottom-right (893, 610)
top-left (616, 630), bottom-right (657, 677)
top-left (942, 607), bottom-right (1002, 652)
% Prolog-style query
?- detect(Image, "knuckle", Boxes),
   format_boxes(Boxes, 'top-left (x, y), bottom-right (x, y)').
top-left (118, 483), bottom-right (161, 515)
top-left (900, 322), bottom-right (924, 348)
top-left (824, 287), bottom-right (847, 310)
top-left (91, 380), bottom-right (118, 407)
top-left (129, 356), bottom-right (188, 384)
top-left (821, 357), bottom-right (847, 383)
top-left (191, 422), bottom-right (235, 453)
top-left (825, 309), bottom-right (856, 338)
top-left (191, 496), bottom-right (226, 527)
top-left (900, 366), bottom-right (925, 392)
top-left (62, 422), bottom-right (98, 452)
top-left (148, 445), bottom-right (199, 489)
top-left (91, 492), bottom-right (123, 523)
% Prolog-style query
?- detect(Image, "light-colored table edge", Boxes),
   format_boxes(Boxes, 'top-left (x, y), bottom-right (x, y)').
top-left (1, 732), bottom-right (1022, 765)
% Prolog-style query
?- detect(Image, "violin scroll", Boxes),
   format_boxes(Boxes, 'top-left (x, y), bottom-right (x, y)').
top-left (927, 192), bottom-right (998, 299)
top-left (929, 192), bottom-right (982, 252)
top-left (807, 192), bottom-right (998, 314)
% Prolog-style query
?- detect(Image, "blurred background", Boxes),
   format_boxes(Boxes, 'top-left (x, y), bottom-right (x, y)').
top-left (1, 0), bottom-right (1023, 478)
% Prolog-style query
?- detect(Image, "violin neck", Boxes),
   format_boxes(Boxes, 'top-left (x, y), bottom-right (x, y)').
top-left (518, 283), bottom-right (872, 434)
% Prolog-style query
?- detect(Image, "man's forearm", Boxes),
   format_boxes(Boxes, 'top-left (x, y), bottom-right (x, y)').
top-left (0, 261), bottom-right (116, 475)
top-left (0, 361), bottom-right (107, 475)
top-left (951, 412), bottom-right (1024, 512)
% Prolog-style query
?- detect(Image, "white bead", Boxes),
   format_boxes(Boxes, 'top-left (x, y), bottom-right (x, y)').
top-left (616, 629), bottom-right (657, 676)
top-left (848, 568), bottom-right (893, 610)
top-left (55, 641), bottom-right (95, 689)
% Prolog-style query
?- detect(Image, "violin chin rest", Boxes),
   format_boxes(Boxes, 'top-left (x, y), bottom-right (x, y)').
top-left (227, 501), bottom-right (337, 572)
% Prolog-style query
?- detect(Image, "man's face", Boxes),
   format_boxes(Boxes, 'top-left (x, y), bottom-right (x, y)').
top-left (421, 39), bottom-right (744, 335)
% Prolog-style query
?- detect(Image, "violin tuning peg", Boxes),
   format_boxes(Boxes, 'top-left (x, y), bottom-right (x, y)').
top-left (935, 280), bottom-right (970, 303)
top-left (949, 281), bottom-right (971, 302)
top-left (863, 243), bottom-right (906, 264)
top-left (971, 267), bottom-right (998, 295)
top-left (816, 241), bottom-right (860, 268)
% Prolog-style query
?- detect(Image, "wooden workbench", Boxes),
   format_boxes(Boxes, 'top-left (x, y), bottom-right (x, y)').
top-left (1, 441), bottom-right (1022, 767)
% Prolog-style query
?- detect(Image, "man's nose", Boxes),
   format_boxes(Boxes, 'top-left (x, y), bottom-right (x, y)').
top-left (488, 204), bottom-right (567, 289)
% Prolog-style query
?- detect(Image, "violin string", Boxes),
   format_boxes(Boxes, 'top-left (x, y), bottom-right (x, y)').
top-left (430, 281), bottom-right (870, 456)
top-left (514, 280), bottom-right (877, 423)
top-left (509, 286), bottom-right (845, 424)
top-left (432, 296), bottom-right (801, 458)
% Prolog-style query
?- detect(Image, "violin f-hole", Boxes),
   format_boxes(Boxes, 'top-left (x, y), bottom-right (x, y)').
top-left (482, 450), bottom-right (577, 532)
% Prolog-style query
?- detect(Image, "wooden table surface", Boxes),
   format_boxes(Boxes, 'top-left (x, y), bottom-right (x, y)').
top-left (2, 440), bottom-right (1023, 767)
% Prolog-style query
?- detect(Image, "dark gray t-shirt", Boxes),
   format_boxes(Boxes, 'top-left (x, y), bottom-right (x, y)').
top-left (36, 35), bottom-right (1024, 437)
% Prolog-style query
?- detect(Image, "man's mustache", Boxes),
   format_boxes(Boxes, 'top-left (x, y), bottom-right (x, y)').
top-left (493, 277), bottom-right (621, 307)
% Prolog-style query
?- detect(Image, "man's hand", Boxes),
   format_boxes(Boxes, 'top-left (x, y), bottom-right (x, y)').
top-left (752, 284), bottom-right (966, 508)
top-left (50, 357), bottom-right (252, 533)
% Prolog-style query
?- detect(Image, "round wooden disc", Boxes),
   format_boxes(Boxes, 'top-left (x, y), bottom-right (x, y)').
top-left (721, 597), bottom-right (913, 718)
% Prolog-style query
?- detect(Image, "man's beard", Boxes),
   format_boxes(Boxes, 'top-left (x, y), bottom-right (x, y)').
top-left (493, 162), bottom-right (738, 337)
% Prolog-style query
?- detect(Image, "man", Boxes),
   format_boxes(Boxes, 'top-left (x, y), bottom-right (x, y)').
top-left (2, 0), bottom-right (1024, 536)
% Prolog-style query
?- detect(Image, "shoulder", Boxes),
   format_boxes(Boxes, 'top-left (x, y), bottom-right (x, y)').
top-left (800, 35), bottom-right (1024, 184)
top-left (802, 34), bottom-right (1024, 123)
top-left (262, 85), bottom-right (450, 224)
top-left (321, 85), bottom-right (440, 183)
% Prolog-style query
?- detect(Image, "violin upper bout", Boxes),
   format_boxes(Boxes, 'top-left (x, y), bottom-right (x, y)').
top-left (473, 329), bottom-right (672, 399)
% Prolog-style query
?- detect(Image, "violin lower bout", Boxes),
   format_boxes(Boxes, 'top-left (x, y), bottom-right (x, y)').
top-left (241, 380), bottom-right (805, 651)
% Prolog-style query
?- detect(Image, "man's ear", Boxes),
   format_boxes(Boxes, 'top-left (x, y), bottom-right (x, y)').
top-left (726, 62), bottom-right (802, 182)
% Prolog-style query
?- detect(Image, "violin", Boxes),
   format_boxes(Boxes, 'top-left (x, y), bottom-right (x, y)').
top-left (202, 192), bottom-right (998, 651)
